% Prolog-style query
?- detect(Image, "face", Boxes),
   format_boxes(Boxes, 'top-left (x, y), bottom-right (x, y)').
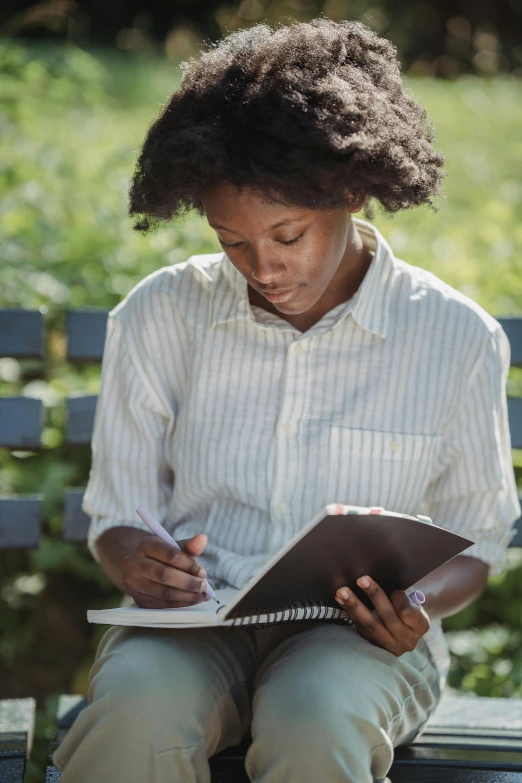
top-left (201, 184), bottom-right (368, 318)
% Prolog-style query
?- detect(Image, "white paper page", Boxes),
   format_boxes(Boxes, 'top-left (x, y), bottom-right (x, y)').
top-left (87, 586), bottom-right (240, 627)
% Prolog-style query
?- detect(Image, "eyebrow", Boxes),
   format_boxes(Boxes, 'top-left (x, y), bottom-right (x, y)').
top-left (209, 215), bottom-right (308, 233)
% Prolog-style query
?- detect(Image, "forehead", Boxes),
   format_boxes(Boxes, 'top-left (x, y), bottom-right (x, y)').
top-left (202, 184), bottom-right (314, 232)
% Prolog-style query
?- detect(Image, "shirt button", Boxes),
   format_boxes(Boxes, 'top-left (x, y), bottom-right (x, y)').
top-left (277, 501), bottom-right (287, 513)
top-left (294, 343), bottom-right (304, 355)
top-left (282, 423), bottom-right (292, 435)
top-left (390, 440), bottom-right (401, 453)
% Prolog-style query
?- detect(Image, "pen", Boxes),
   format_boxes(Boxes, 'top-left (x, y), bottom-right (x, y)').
top-left (408, 590), bottom-right (425, 606)
top-left (136, 506), bottom-right (219, 604)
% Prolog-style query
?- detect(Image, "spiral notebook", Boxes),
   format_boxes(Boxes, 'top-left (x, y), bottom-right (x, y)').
top-left (87, 503), bottom-right (474, 629)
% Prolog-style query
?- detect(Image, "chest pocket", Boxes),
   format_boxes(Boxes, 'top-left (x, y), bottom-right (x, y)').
top-left (325, 427), bottom-right (440, 512)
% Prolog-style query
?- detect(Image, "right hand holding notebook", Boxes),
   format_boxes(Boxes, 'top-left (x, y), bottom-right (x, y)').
top-left (122, 533), bottom-right (210, 609)
top-left (335, 576), bottom-right (430, 657)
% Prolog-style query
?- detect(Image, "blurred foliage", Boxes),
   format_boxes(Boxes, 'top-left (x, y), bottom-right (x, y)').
top-left (1, 0), bottom-right (522, 78)
top-left (0, 39), bottom-right (522, 779)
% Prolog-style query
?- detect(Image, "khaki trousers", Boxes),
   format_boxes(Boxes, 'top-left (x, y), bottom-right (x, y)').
top-left (52, 619), bottom-right (441, 783)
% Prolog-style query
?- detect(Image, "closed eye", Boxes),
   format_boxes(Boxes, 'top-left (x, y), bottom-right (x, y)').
top-left (219, 232), bottom-right (305, 249)
top-left (218, 239), bottom-right (243, 248)
top-left (281, 233), bottom-right (305, 246)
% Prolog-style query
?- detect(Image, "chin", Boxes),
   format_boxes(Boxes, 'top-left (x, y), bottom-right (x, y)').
top-left (277, 290), bottom-right (315, 311)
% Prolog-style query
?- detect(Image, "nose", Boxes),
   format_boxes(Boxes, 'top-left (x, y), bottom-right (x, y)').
top-left (250, 253), bottom-right (287, 285)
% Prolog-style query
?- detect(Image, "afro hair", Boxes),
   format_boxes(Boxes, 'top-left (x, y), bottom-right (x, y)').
top-left (128, 18), bottom-right (446, 232)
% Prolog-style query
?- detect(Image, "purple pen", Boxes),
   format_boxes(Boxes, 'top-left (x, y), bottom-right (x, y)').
top-left (408, 590), bottom-right (425, 606)
top-left (136, 506), bottom-right (219, 604)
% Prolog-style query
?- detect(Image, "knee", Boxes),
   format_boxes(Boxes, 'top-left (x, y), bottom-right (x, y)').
top-left (87, 665), bottom-right (172, 748)
top-left (88, 634), bottom-right (198, 745)
top-left (251, 681), bottom-right (385, 764)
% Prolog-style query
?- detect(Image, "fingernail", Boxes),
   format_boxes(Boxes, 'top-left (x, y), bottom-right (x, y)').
top-left (357, 576), bottom-right (370, 589)
top-left (198, 568), bottom-right (207, 578)
top-left (200, 580), bottom-right (207, 591)
top-left (337, 587), bottom-right (351, 601)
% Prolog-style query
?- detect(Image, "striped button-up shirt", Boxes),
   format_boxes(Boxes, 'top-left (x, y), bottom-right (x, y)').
top-left (83, 217), bottom-right (521, 693)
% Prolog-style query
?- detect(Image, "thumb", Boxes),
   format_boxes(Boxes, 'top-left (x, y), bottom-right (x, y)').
top-left (178, 533), bottom-right (207, 557)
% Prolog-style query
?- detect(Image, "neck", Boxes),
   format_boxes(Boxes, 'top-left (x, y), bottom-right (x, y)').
top-left (338, 222), bottom-right (373, 301)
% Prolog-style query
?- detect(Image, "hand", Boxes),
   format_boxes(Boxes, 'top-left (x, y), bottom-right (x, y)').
top-left (122, 533), bottom-right (210, 609)
top-left (335, 575), bottom-right (430, 656)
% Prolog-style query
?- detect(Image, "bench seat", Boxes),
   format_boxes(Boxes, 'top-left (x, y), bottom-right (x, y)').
top-left (0, 699), bottom-right (35, 783)
top-left (43, 692), bottom-right (522, 781)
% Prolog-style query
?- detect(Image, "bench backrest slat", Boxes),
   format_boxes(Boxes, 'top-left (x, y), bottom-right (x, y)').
top-left (65, 395), bottom-right (98, 445)
top-left (66, 310), bottom-right (108, 362)
top-left (63, 489), bottom-right (90, 542)
top-left (63, 314), bottom-right (522, 370)
top-left (61, 394), bottom-right (522, 452)
top-left (0, 310), bottom-right (44, 359)
top-left (507, 398), bottom-right (522, 451)
top-left (497, 318), bottom-right (522, 368)
top-left (63, 494), bottom-right (520, 546)
top-left (0, 398), bottom-right (43, 449)
top-left (0, 498), bottom-right (42, 548)
top-left (511, 517), bottom-right (522, 548)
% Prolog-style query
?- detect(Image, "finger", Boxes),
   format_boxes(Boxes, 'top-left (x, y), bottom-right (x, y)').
top-left (140, 555), bottom-right (208, 593)
top-left (355, 576), bottom-right (410, 638)
top-left (132, 589), bottom-right (210, 609)
top-left (132, 591), bottom-right (165, 609)
top-left (135, 579), bottom-right (211, 605)
top-left (335, 585), bottom-right (397, 650)
top-left (390, 590), bottom-right (431, 633)
top-left (141, 537), bottom-right (205, 577)
top-left (178, 533), bottom-right (208, 557)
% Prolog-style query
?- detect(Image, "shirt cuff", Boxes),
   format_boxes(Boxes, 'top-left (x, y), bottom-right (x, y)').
top-left (87, 514), bottom-right (151, 564)
top-left (458, 527), bottom-right (518, 577)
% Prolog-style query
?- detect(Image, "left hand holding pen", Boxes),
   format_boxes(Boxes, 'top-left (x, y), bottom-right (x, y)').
top-left (335, 576), bottom-right (430, 657)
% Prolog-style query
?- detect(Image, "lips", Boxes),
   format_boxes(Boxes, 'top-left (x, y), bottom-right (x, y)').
top-left (260, 287), bottom-right (300, 304)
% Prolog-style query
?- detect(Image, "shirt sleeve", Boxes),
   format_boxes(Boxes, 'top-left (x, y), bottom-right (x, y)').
top-left (422, 323), bottom-right (521, 577)
top-left (82, 313), bottom-right (175, 564)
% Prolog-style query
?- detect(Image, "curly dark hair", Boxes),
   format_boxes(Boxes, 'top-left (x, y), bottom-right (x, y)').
top-left (128, 18), bottom-right (446, 233)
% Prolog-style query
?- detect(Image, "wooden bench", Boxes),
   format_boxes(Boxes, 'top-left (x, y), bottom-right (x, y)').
top-left (1, 307), bottom-right (522, 782)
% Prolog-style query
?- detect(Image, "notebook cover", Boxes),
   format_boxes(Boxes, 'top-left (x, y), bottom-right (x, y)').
top-left (225, 511), bottom-right (473, 619)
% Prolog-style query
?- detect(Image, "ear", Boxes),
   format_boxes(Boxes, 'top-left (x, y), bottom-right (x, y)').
top-left (348, 192), bottom-right (369, 213)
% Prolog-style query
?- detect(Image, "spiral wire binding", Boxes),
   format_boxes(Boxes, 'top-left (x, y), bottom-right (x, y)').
top-left (221, 598), bottom-right (354, 629)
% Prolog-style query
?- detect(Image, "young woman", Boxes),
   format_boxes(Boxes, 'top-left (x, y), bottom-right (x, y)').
top-left (53, 18), bottom-right (520, 783)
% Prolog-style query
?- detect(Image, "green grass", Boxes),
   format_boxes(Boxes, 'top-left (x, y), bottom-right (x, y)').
top-left (381, 75), bottom-right (522, 318)
top-left (1, 40), bottom-right (522, 318)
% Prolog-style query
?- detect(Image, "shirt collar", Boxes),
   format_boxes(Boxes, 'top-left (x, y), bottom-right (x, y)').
top-left (348, 218), bottom-right (395, 339)
top-left (210, 217), bottom-right (395, 338)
